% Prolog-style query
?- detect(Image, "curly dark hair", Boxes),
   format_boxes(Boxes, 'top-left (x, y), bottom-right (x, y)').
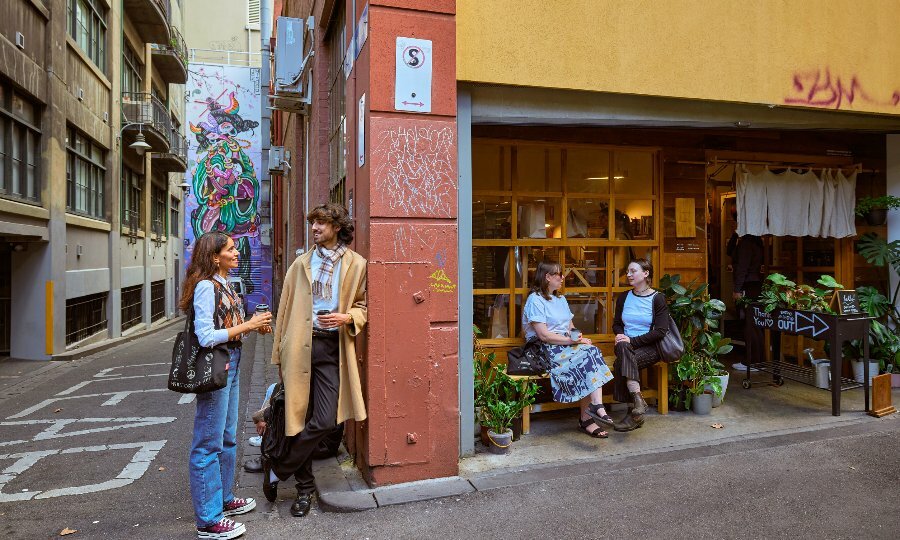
top-left (307, 203), bottom-right (354, 245)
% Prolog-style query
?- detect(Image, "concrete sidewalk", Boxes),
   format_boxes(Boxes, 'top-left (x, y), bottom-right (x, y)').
top-left (236, 335), bottom-right (900, 515)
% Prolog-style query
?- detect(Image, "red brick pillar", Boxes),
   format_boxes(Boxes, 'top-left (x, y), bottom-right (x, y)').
top-left (352, 1), bottom-right (459, 485)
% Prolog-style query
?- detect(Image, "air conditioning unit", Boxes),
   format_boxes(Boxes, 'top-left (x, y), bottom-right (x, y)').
top-left (274, 17), bottom-right (306, 96)
top-left (268, 146), bottom-right (285, 174)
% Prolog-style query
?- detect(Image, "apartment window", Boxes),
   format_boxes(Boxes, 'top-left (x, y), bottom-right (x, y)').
top-left (0, 83), bottom-right (41, 204)
top-left (150, 280), bottom-right (165, 322)
top-left (121, 285), bottom-right (143, 331)
top-left (122, 44), bottom-right (142, 94)
top-left (66, 292), bottom-right (108, 345)
top-left (328, 8), bottom-right (347, 191)
top-left (121, 166), bottom-right (142, 230)
top-left (170, 196), bottom-right (180, 238)
top-left (151, 183), bottom-right (167, 237)
top-left (67, 0), bottom-right (107, 72)
top-left (66, 126), bottom-right (106, 219)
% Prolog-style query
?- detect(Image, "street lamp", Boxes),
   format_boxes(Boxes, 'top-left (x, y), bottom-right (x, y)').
top-left (130, 132), bottom-right (151, 156)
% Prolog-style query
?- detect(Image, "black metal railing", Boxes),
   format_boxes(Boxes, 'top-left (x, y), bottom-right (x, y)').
top-left (65, 293), bottom-right (108, 345)
top-left (121, 285), bottom-right (143, 332)
top-left (151, 280), bottom-right (166, 322)
top-left (168, 25), bottom-right (187, 64)
top-left (121, 92), bottom-right (171, 135)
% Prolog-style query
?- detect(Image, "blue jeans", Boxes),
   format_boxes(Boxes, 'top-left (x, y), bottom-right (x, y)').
top-left (189, 347), bottom-right (241, 527)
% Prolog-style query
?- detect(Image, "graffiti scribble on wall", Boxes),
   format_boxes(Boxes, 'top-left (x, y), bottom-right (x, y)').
top-left (184, 64), bottom-right (272, 310)
top-left (784, 68), bottom-right (900, 110)
top-left (372, 122), bottom-right (456, 218)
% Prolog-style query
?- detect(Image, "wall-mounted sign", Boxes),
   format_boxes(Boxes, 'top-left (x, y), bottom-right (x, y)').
top-left (395, 37), bottom-right (432, 113)
top-left (675, 197), bottom-right (696, 238)
top-left (354, 4), bottom-right (368, 60)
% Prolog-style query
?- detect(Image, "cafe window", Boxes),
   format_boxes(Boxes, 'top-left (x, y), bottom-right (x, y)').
top-left (121, 166), bottom-right (142, 230)
top-left (0, 84), bottom-right (41, 204)
top-left (67, 0), bottom-right (107, 72)
top-left (472, 141), bottom-right (659, 343)
top-left (66, 126), bottom-right (106, 219)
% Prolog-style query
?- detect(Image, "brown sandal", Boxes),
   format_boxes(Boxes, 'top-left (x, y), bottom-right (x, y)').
top-left (578, 418), bottom-right (609, 438)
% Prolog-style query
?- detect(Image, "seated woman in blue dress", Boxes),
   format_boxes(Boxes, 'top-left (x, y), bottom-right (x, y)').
top-left (522, 261), bottom-right (617, 438)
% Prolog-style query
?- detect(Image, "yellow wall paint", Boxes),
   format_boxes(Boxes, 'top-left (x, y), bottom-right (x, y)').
top-left (457, 0), bottom-right (900, 115)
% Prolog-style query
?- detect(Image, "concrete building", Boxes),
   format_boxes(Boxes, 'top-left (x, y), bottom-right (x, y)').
top-left (0, 0), bottom-right (189, 360)
top-left (184, 0), bottom-right (261, 67)
top-left (268, 0), bottom-right (900, 486)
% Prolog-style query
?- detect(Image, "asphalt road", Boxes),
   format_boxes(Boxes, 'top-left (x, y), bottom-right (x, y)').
top-left (0, 326), bottom-right (255, 540)
top-left (2, 326), bottom-right (900, 539)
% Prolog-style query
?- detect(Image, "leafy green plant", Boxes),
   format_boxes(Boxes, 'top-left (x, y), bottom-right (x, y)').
top-left (659, 274), bottom-right (731, 409)
top-left (854, 195), bottom-right (900, 217)
top-left (473, 326), bottom-right (539, 434)
top-left (757, 273), bottom-right (837, 313)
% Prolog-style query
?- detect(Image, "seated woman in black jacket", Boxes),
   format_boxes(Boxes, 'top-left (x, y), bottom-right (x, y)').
top-left (612, 258), bottom-right (671, 431)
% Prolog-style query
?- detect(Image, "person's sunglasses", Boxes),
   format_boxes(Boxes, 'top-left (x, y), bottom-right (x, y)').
top-left (548, 271), bottom-right (562, 276)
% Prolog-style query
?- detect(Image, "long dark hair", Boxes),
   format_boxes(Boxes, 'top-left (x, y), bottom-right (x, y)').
top-left (307, 202), bottom-right (354, 245)
top-left (179, 232), bottom-right (230, 311)
top-left (530, 261), bottom-right (562, 301)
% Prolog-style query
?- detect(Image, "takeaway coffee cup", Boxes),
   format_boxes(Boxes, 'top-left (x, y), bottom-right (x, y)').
top-left (255, 303), bottom-right (271, 334)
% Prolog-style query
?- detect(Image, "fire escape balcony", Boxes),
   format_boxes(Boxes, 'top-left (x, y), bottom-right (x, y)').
top-left (123, 0), bottom-right (171, 44)
top-left (152, 127), bottom-right (187, 173)
top-left (121, 92), bottom-right (171, 154)
top-left (151, 26), bottom-right (188, 84)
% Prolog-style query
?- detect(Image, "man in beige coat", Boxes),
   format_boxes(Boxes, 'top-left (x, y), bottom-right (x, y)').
top-left (265, 203), bottom-right (367, 517)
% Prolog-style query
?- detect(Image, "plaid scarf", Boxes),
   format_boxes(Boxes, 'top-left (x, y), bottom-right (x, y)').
top-left (312, 243), bottom-right (347, 300)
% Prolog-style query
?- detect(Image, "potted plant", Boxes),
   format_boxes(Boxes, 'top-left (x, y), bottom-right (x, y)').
top-left (659, 274), bottom-right (731, 411)
top-left (854, 195), bottom-right (900, 226)
top-left (473, 326), bottom-right (538, 454)
top-left (757, 273), bottom-right (838, 314)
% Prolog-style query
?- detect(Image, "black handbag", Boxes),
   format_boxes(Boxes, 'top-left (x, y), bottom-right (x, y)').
top-left (506, 338), bottom-right (552, 376)
top-left (656, 313), bottom-right (685, 363)
top-left (167, 284), bottom-right (231, 394)
top-left (262, 382), bottom-right (290, 462)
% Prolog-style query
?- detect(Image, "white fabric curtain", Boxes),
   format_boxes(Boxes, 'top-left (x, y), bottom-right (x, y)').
top-left (735, 165), bottom-right (857, 238)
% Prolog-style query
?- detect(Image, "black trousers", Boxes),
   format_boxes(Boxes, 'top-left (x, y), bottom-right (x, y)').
top-left (612, 341), bottom-right (660, 403)
top-left (739, 281), bottom-right (765, 365)
top-left (272, 334), bottom-right (340, 494)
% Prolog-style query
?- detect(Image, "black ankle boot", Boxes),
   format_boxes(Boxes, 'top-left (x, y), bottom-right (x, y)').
top-left (614, 413), bottom-right (644, 432)
top-left (631, 391), bottom-right (648, 417)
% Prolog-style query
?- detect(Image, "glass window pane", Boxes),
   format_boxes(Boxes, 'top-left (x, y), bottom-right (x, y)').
top-left (614, 151), bottom-right (654, 195)
top-left (563, 246), bottom-right (606, 287)
top-left (515, 246), bottom-right (561, 289)
top-left (566, 148), bottom-right (609, 194)
top-left (564, 292), bottom-right (608, 335)
top-left (473, 196), bottom-right (511, 239)
top-left (515, 146), bottom-right (561, 192)
top-left (473, 247), bottom-right (509, 289)
top-left (566, 198), bottom-right (610, 239)
top-left (472, 142), bottom-right (510, 191)
top-left (615, 199), bottom-right (654, 240)
top-left (475, 294), bottom-right (510, 339)
top-left (517, 196), bottom-right (562, 239)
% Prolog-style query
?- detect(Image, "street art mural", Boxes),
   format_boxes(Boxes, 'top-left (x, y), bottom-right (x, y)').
top-left (184, 64), bottom-right (271, 310)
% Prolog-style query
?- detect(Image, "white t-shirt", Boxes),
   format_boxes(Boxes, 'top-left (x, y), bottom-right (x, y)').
top-left (522, 292), bottom-right (574, 341)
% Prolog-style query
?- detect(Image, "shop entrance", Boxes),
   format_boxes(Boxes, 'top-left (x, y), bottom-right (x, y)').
top-left (0, 242), bottom-right (10, 356)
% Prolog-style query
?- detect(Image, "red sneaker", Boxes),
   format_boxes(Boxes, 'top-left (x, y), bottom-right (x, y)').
top-left (196, 518), bottom-right (246, 539)
top-left (223, 497), bottom-right (256, 516)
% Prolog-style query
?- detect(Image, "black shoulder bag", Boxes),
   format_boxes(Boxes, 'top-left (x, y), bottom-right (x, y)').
top-left (653, 293), bottom-right (685, 363)
top-left (262, 382), bottom-right (290, 462)
top-left (167, 282), bottom-right (231, 394)
top-left (506, 338), bottom-right (552, 376)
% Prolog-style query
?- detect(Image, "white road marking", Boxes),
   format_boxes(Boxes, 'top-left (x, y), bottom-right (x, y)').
top-left (6, 389), bottom-right (169, 419)
top-left (0, 440), bottom-right (167, 502)
top-left (56, 374), bottom-right (168, 396)
top-left (161, 335), bottom-right (176, 343)
top-left (178, 394), bottom-right (196, 404)
top-left (93, 363), bottom-right (168, 378)
top-left (0, 417), bottom-right (176, 447)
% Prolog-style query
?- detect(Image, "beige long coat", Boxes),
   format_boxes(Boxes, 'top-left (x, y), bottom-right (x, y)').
top-left (271, 248), bottom-right (368, 437)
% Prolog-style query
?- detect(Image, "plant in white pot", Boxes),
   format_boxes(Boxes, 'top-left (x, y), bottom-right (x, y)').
top-left (480, 368), bottom-right (538, 455)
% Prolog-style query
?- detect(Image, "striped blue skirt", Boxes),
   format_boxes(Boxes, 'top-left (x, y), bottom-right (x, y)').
top-left (543, 343), bottom-right (613, 403)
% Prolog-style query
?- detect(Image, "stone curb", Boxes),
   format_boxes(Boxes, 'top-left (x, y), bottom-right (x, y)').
top-left (51, 316), bottom-right (185, 361)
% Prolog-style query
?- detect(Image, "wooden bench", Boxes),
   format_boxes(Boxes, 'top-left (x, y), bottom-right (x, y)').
top-left (509, 359), bottom-right (668, 434)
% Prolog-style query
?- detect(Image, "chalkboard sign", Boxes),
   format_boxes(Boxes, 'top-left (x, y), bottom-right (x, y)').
top-left (834, 290), bottom-right (861, 315)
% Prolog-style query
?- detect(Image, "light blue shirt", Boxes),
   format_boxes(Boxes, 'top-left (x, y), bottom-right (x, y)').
top-left (193, 275), bottom-right (230, 347)
top-left (623, 291), bottom-right (655, 338)
top-left (522, 293), bottom-right (574, 341)
top-left (311, 249), bottom-right (341, 330)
